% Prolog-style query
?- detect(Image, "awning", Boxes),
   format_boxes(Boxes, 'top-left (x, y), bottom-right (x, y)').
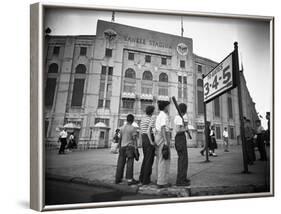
top-left (122, 92), bottom-right (136, 99)
top-left (140, 94), bottom-right (153, 100)
top-left (158, 95), bottom-right (170, 101)
top-left (63, 123), bottom-right (81, 129)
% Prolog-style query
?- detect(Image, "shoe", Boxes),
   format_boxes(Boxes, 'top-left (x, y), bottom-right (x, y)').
top-left (157, 183), bottom-right (171, 189)
top-left (115, 180), bottom-right (122, 184)
top-left (128, 179), bottom-right (139, 185)
top-left (212, 153), bottom-right (218, 157)
top-left (200, 151), bottom-right (204, 156)
top-left (176, 179), bottom-right (190, 186)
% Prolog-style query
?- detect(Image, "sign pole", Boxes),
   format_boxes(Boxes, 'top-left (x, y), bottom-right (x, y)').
top-left (234, 42), bottom-right (249, 173)
top-left (202, 74), bottom-right (209, 162)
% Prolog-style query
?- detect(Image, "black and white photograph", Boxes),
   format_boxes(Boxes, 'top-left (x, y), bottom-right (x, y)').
top-left (30, 2), bottom-right (273, 211)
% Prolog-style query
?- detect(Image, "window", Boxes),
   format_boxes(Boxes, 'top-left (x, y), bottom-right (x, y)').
top-left (48, 63), bottom-right (58, 73)
top-left (159, 87), bottom-right (168, 96)
top-left (101, 66), bottom-right (107, 76)
top-left (180, 60), bottom-right (185, 68)
top-left (215, 126), bottom-right (221, 139)
top-left (178, 87), bottom-right (182, 99)
top-left (197, 64), bottom-right (202, 72)
top-left (108, 67), bottom-right (113, 80)
top-left (142, 71), bottom-right (152, 81)
top-left (128, 52), bottom-right (134, 60)
top-left (228, 97), bottom-right (233, 119)
top-left (98, 99), bottom-right (103, 108)
top-left (71, 79), bottom-right (85, 107)
top-left (197, 79), bottom-right (203, 87)
top-left (118, 119), bottom-right (125, 127)
top-left (183, 87), bottom-right (187, 99)
top-left (141, 100), bottom-right (153, 112)
top-left (197, 90), bottom-right (204, 115)
top-left (145, 55), bottom-right (151, 63)
top-left (214, 97), bottom-right (220, 117)
top-left (161, 57), bottom-right (167, 65)
top-left (141, 86), bottom-right (152, 94)
top-left (183, 76), bottom-right (187, 84)
top-left (75, 64), bottom-right (86, 74)
top-left (159, 73), bottom-right (168, 82)
top-left (80, 47), bottom-right (87, 56)
top-left (99, 66), bottom-right (113, 108)
top-left (125, 68), bottom-right (136, 79)
top-left (53, 46), bottom-right (60, 55)
top-left (123, 84), bottom-right (135, 93)
top-left (178, 76), bottom-right (182, 83)
top-left (229, 126), bottom-right (235, 139)
top-left (105, 48), bottom-right (112, 57)
top-left (105, 100), bottom-right (111, 108)
top-left (45, 78), bottom-right (57, 107)
top-left (122, 99), bottom-right (134, 109)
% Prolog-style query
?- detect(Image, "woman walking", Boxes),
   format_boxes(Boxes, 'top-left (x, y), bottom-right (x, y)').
top-left (139, 105), bottom-right (156, 185)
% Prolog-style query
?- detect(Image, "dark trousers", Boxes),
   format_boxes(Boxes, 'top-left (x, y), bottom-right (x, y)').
top-left (139, 134), bottom-right (155, 184)
top-left (246, 139), bottom-right (255, 164)
top-left (115, 146), bottom-right (135, 183)
top-left (175, 132), bottom-right (188, 184)
top-left (257, 134), bottom-right (267, 161)
top-left (59, 138), bottom-right (67, 154)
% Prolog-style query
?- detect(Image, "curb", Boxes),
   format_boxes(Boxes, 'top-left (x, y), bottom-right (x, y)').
top-left (46, 173), bottom-right (269, 197)
top-left (46, 173), bottom-right (138, 194)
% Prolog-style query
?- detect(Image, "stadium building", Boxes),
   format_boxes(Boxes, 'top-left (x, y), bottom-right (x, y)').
top-left (44, 20), bottom-right (259, 148)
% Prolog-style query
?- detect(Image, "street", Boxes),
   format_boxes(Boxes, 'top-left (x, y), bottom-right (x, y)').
top-left (45, 145), bottom-right (270, 205)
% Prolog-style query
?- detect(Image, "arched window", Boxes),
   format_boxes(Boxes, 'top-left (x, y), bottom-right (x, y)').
top-left (75, 64), bottom-right (87, 74)
top-left (197, 79), bottom-right (203, 87)
top-left (142, 70), bottom-right (152, 81)
top-left (48, 63), bottom-right (58, 73)
top-left (159, 72), bottom-right (168, 82)
top-left (125, 68), bottom-right (136, 79)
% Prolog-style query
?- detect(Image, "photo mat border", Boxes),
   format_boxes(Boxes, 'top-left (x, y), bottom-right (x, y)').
top-left (30, 2), bottom-right (275, 211)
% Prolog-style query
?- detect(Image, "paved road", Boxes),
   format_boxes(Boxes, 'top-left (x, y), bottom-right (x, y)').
top-left (46, 145), bottom-right (270, 189)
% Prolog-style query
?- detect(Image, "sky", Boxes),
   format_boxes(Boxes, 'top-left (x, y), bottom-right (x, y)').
top-left (45, 8), bottom-right (272, 127)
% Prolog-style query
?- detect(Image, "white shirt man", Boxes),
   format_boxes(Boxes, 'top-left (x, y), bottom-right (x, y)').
top-left (59, 129), bottom-right (68, 139)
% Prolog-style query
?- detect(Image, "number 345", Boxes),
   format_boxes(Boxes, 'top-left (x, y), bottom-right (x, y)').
top-left (204, 65), bottom-right (231, 96)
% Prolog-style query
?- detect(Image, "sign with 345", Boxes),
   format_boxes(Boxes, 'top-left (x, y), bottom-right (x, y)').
top-left (203, 52), bottom-right (236, 103)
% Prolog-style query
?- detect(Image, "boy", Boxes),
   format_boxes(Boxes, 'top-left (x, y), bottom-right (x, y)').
top-left (115, 114), bottom-right (138, 185)
top-left (155, 101), bottom-right (171, 188)
top-left (174, 103), bottom-right (190, 186)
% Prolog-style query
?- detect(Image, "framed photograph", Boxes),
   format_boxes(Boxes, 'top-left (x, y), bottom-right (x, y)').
top-left (30, 2), bottom-right (274, 211)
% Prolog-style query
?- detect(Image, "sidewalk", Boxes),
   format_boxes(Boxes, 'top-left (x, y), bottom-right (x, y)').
top-left (46, 145), bottom-right (270, 197)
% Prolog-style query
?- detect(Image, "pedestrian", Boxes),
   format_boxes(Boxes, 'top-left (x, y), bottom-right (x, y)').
top-left (139, 105), bottom-right (156, 185)
top-left (58, 128), bottom-right (68, 154)
top-left (265, 112), bottom-right (270, 146)
top-left (244, 119), bottom-right (256, 165)
top-left (223, 127), bottom-right (229, 152)
top-left (66, 132), bottom-right (75, 151)
top-left (154, 101), bottom-right (171, 189)
top-left (111, 129), bottom-right (121, 154)
top-left (115, 114), bottom-right (139, 185)
top-left (209, 125), bottom-right (218, 156)
top-left (174, 103), bottom-right (190, 186)
top-left (200, 121), bottom-right (211, 156)
top-left (255, 119), bottom-right (267, 161)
